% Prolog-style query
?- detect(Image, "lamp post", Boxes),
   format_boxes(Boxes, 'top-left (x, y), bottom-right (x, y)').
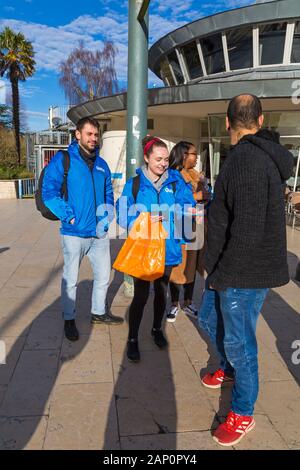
top-left (126, 0), bottom-right (149, 179)
top-left (124, 0), bottom-right (150, 297)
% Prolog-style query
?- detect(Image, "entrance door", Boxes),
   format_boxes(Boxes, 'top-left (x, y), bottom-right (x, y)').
top-left (209, 137), bottom-right (231, 187)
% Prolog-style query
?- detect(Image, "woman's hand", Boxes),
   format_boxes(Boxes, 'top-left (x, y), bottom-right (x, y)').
top-left (150, 215), bottom-right (164, 223)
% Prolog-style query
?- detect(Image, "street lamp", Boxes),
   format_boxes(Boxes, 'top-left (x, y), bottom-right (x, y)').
top-left (126, 0), bottom-right (150, 181)
top-left (124, 1), bottom-right (150, 297)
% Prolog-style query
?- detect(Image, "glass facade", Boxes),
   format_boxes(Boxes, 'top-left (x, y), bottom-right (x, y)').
top-left (182, 42), bottom-right (203, 79)
top-left (167, 51), bottom-right (184, 84)
top-left (157, 19), bottom-right (300, 83)
top-left (263, 112), bottom-right (300, 135)
top-left (226, 27), bottom-right (253, 70)
top-left (291, 21), bottom-right (300, 63)
top-left (259, 23), bottom-right (287, 65)
top-left (208, 112), bottom-right (300, 186)
top-left (200, 34), bottom-right (225, 75)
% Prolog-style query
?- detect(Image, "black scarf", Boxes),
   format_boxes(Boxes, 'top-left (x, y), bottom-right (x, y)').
top-left (79, 144), bottom-right (96, 171)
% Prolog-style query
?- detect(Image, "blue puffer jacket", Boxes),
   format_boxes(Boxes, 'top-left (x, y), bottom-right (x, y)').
top-left (42, 141), bottom-right (114, 238)
top-left (116, 168), bottom-right (195, 266)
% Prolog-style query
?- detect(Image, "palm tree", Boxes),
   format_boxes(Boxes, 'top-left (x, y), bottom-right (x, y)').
top-left (0, 27), bottom-right (35, 165)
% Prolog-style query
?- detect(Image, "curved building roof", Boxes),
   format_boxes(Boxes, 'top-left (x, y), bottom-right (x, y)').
top-left (67, 76), bottom-right (299, 124)
top-left (67, 0), bottom-right (300, 123)
top-left (149, 0), bottom-right (300, 85)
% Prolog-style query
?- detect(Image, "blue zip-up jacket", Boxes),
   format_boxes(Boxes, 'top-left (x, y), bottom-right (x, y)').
top-left (116, 168), bottom-right (195, 266)
top-left (42, 141), bottom-right (114, 238)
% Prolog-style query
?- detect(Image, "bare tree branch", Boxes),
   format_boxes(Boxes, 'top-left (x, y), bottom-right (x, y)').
top-left (59, 41), bottom-right (119, 105)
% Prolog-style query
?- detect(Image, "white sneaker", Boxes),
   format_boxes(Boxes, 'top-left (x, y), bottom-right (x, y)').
top-left (166, 305), bottom-right (180, 323)
top-left (182, 303), bottom-right (198, 319)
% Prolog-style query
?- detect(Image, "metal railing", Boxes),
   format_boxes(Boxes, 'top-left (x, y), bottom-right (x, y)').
top-left (26, 131), bottom-right (72, 148)
top-left (17, 178), bottom-right (36, 199)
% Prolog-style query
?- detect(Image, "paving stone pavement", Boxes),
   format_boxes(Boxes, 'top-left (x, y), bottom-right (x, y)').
top-left (0, 200), bottom-right (299, 450)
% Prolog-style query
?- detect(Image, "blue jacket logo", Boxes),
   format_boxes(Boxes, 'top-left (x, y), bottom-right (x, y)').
top-left (165, 187), bottom-right (174, 193)
top-left (96, 166), bottom-right (105, 172)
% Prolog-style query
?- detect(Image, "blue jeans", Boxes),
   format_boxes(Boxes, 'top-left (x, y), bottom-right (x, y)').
top-left (198, 284), bottom-right (268, 416)
top-left (61, 235), bottom-right (111, 320)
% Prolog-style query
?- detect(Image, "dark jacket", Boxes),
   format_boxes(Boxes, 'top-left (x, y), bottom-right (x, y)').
top-left (205, 129), bottom-right (294, 290)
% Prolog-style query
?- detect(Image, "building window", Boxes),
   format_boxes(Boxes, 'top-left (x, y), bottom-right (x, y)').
top-left (159, 58), bottom-right (176, 85)
top-left (263, 112), bottom-right (300, 135)
top-left (200, 33), bottom-right (225, 75)
top-left (226, 27), bottom-right (253, 70)
top-left (147, 119), bottom-right (154, 130)
top-left (259, 23), bottom-right (287, 65)
top-left (167, 51), bottom-right (184, 84)
top-left (291, 21), bottom-right (300, 63)
top-left (182, 42), bottom-right (203, 79)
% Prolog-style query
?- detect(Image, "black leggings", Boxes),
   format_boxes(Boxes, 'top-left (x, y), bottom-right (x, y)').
top-left (169, 280), bottom-right (195, 304)
top-left (128, 267), bottom-right (172, 340)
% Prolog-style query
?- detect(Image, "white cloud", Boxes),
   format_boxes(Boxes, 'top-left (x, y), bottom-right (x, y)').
top-left (0, 18), bottom-right (106, 74)
top-left (24, 110), bottom-right (48, 117)
top-left (149, 14), bottom-right (186, 44)
top-left (152, 0), bottom-right (194, 16)
top-left (0, 1), bottom-right (255, 90)
top-left (0, 11), bottom-right (183, 83)
top-left (19, 82), bottom-right (44, 98)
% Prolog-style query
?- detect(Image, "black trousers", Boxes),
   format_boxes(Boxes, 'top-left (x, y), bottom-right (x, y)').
top-left (169, 280), bottom-right (195, 304)
top-left (128, 267), bottom-right (172, 340)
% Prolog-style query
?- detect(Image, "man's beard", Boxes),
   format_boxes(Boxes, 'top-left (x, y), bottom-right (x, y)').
top-left (79, 141), bottom-right (96, 154)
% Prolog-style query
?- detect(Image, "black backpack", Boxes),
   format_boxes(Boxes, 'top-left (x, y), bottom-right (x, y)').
top-left (131, 174), bottom-right (176, 202)
top-left (35, 150), bottom-right (70, 220)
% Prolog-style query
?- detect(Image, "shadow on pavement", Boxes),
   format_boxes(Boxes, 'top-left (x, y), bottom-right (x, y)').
top-left (287, 251), bottom-right (300, 287)
top-left (0, 280), bottom-right (99, 450)
top-left (261, 289), bottom-right (300, 388)
top-left (104, 273), bottom-right (177, 450)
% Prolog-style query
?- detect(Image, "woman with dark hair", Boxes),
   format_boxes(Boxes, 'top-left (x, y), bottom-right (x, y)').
top-left (167, 140), bottom-right (211, 322)
top-left (116, 136), bottom-right (195, 362)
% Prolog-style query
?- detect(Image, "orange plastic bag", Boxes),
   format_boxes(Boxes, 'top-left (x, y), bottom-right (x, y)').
top-left (113, 212), bottom-right (167, 281)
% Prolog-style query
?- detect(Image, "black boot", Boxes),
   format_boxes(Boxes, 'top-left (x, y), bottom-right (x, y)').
top-left (151, 328), bottom-right (168, 349)
top-left (127, 338), bottom-right (140, 362)
top-left (64, 319), bottom-right (79, 341)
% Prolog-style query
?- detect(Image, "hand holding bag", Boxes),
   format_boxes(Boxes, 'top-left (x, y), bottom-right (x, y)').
top-left (113, 212), bottom-right (167, 281)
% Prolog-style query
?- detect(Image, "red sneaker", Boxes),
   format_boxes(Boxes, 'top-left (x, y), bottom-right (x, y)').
top-left (201, 368), bottom-right (234, 389)
top-left (213, 411), bottom-right (255, 446)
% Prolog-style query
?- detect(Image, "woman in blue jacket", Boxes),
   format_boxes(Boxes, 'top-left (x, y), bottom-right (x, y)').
top-left (116, 136), bottom-right (195, 362)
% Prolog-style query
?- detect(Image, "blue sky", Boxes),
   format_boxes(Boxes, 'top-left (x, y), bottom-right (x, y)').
top-left (0, 0), bottom-right (257, 131)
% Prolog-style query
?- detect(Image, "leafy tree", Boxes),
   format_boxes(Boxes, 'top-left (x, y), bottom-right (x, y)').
top-left (59, 41), bottom-right (118, 104)
top-left (0, 27), bottom-right (35, 165)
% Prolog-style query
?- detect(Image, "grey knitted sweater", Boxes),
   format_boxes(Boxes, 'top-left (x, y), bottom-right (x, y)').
top-left (205, 130), bottom-right (294, 290)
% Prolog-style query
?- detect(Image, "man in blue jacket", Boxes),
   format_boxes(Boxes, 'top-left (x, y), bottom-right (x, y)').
top-left (42, 117), bottom-right (123, 341)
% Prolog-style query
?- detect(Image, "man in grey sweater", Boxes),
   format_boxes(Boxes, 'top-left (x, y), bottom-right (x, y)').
top-left (198, 94), bottom-right (294, 446)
